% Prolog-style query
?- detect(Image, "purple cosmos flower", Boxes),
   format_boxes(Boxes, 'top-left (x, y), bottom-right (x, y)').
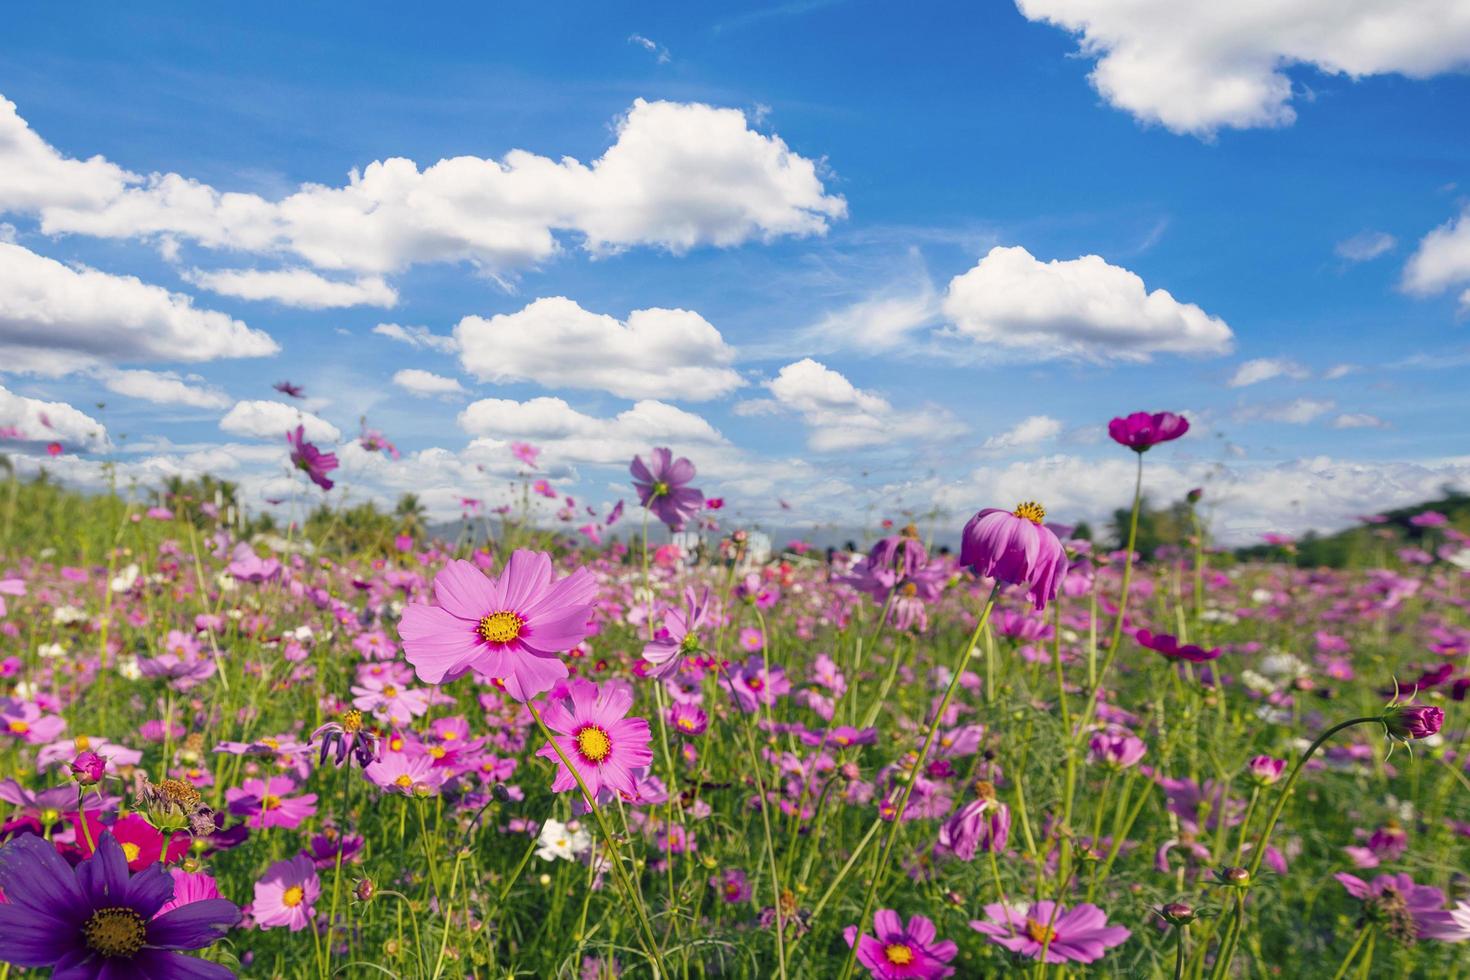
top-left (1246, 755), bottom-right (1287, 785)
top-left (1134, 629), bottom-right (1220, 663)
top-left (286, 425), bottom-right (338, 491)
top-left (0, 832), bottom-right (239, 977)
top-left (720, 656), bottom-right (791, 712)
top-left (273, 380), bottom-right (304, 398)
top-left (398, 550), bottom-right (597, 700)
top-left (971, 901), bottom-right (1129, 964)
top-left (668, 702), bottom-right (709, 737)
top-left (711, 868), bottom-right (751, 904)
top-left (630, 448), bottom-right (704, 531)
top-left (359, 427), bottom-right (400, 460)
top-left (225, 776), bottom-right (318, 831)
top-left (936, 798), bottom-right (1010, 860)
top-left (310, 710), bottom-right (380, 768)
top-left (1107, 411), bottom-right (1189, 452)
top-left (1087, 732), bottom-right (1147, 770)
top-left (71, 751), bottom-right (106, 785)
top-left (1335, 873), bottom-right (1448, 942)
top-left (843, 909), bottom-right (957, 979)
top-left (959, 503), bottom-right (1067, 611)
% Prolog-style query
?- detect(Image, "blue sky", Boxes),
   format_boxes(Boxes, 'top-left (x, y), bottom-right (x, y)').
top-left (1, 2), bottom-right (1469, 542)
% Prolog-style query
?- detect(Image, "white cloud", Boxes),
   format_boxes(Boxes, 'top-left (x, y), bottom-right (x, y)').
top-left (764, 358), bottom-right (963, 451)
top-left (1234, 397), bottom-right (1336, 424)
top-left (0, 241), bottom-right (278, 374)
top-left (392, 368), bottom-right (466, 398)
top-left (219, 400), bottom-right (340, 442)
top-left (458, 396), bottom-right (729, 466)
top-left (802, 281), bottom-right (938, 351)
top-left (1016, 0), bottom-right (1470, 136)
top-left (1331, 412), bottom-right (1389, 429)
top-left (2, 96), bottom-right (844, 276)
top-left (1403, 206), bottom-right (1470, 306)
top-left (942, 245), bottom-right (1233, 361)
top-left (628, 33), bottom-right (672, 63)
top-left (1324, 363), bottom-right (1357, 380)
top-left (372, 322), bottom-right (458, 354)
top-left (98, 368), bottom-right (230, 409)
top-left (0, 384), bottom-right (109, 450)
top-left (983, 415), bottom-right (1063, 451)
top-left (182, 267), bottom-right (397, 309)
top-left (1227, 357), bottom-right (1309, 387)
top-left (455, 296), bottom-right (744, 400)
top-left (1335, 231), bottom-right (1396, 263)
top-left (732, 398), bottom-right (783, 417)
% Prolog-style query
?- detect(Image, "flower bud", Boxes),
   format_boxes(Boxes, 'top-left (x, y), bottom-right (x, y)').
top-left (70, 751), bottom-right (106, 785)
top-left (1246, 755), bottom-right (1286, 785)
top-left (1382, 703), bottom-right (1443, 741)
top-left (1159, 902), bottom-right (1197, 926)
top-left (354, 877), bottom-right (376, 903)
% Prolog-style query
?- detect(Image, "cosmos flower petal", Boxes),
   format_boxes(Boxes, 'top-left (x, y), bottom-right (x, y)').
top-left (147, 898), bottom-right (243, 950)
top-left (432, 560), bottom-right (496, 622)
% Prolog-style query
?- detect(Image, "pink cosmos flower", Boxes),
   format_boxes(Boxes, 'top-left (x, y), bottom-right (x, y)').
top-left (959, 503), bottom-right (1067, 610)
top-left (1088, 732), bottom-right (1147, 769)
top-left (253, 853), bottom-right (320, 932)
top-left (1335, 873), bottom-right (1448, 940)
top-left (398, 550), bottom-right (597, 700)
top-left (720, 656), bottom-right (790, 712)
top-left (364, 751), bottom-right (442, 796)
top-left (630, 447), bottom-right (704, 531)
top-left (642, 587), bottom-right (714, 678)
top-left (971, 901), bottom-right (1129, 964)
top-left (843, 909), bottom-right (957, 979)
top-left (535, 678), bottom-right (653, 800)
top-left (350, 673), bottom-right (429, 725)
top-left (157, 868), bottom-right (224, 916)
top-left (1107, 411), bottom-right (1189, 452)
top-left (936, 799), bottom-right (1010, 860)
top-left (287, 425), bottom-right (338, 491)
top-left (225, 776), bottom-right (318, 830)
top-left (359, 427), bottom-right (400, 460)
top-left (511, 441), bottom-right (540, 467)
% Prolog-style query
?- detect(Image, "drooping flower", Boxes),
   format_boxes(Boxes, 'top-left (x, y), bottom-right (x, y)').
top-left (311, 710), bottom-right (380, 768)
top-left (286, 425), bottom-right (338, 491)
top-left (971, 901), bottom-right (1130, 964)
top-left (535, 678), bottom-right (654, 800)
top-left (398, 550), bottom-right (597, 700)
top-left (1134, 629), bottom-right (1220, 663)
top-left (959, 503), bottom-right (1068, 610)
top-left (253, 853), bottom-right (320, 932)
top-left (0, 832), bottom-right (239, 976)
top-left (630, 448), bottom-right (704, 530)
top-left (936, 798), bottom-right (1010, 860)
top-left (1108, 412), bottom-right (1189, 452)
top-left (842, 909), bottom-right (958, 979)
top-left (1381, 702), bottom-right (1444, 741)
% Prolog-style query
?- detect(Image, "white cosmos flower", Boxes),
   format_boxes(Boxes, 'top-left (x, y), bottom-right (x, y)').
top-left (110, 564), bottom-right (140, 593)
top-left (535, 818), bottom-right (591, 862)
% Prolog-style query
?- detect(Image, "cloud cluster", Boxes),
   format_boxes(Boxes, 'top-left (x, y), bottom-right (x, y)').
top-left (219, 400), bottom-right (340, 442)
top-left (458, 395), bottom-right (728, 466)
top-left (1227, 358), bottom-right (1309, 387)
top-left (1017, 0), bottom-right (1470, 135)
top-left (183, 268), bottom-right (397, 309)
top-left (392, 369), bottom-right (466, 398)
top-left (0, 383), bottom-right (109, 450)
top-left (1403, 206), bottom-right (1470, 310)
top-left (762, 358), bottom-right (963, 451)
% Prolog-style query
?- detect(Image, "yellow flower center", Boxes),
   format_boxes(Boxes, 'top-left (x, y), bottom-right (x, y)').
top-left (901, 582), bottom-right (918, 596)
top-left (677, 718), bottom-right (695, 731)
top-left (83, 906), bottom-right (147, 957)
top-left (341, 709), bottom-right (363, 733)
top-left (576, 725), bottom-right (613, 763)
top-left (282, 885), bottom-right (305, 908)
top-left (883, 943), bottom-right (915, 966)
top-left (121, 842), bottom-right (141, 864)
top-left (478, 610), bottom-right (526, 645)
top-left (1013, 501), bottom-right (1046, 524)
top-left (427, 746), bottom-right (446, 760)
top-left (394, 774), bottom-right (413, 789)
top-left (159, 778), bottom-right (201, 808)
top-left (651, 480), bottom-right (670, 498)
top-left (382, 685), bottom-right (398, 699)
top-left (1025, 918), bottom-right (1057, 944)
top-left (74, 735), bottom-right (92, 750)
top-left (262, 737), bottom-right (280, 750)
top-left (8, 720), bottom-right (29, 734)
top-left (441, 730), bottom-right (457, 741)
top-left (262, 795), bottom-right (282, 810)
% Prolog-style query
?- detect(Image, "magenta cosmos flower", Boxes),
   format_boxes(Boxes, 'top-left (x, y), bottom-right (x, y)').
top-left (843, 909), bottom-right (957, 979)
top-left (535, 678), bottom-right (653, 800)
top-left (1134, 628), bottom-right (1220, 663)
top-left (960, 502), bottom-right (1067, 611)
top-left (1382, 702), bottom-right (1444, 741)
top-left (642, 587), bottom-right (715, 678)
top-left (398, 550), bottom-right (597, 700)
top-left (971, 901), bottom-right (1129, 964)
top-left (286, 425), bottom-right (338, 491)
top-left (1108, 411), bottom-right (1189, 452)
top-left (630, 447), bottom-right (704, 530)
top-left (225, 776), bottom-right (318, 830)
top-left (0, 833), bottom-right (239, 977)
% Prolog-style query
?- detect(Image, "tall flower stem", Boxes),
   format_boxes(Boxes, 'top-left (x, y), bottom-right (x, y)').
top-left (838, 584), bottom-right (1001, 980)
top-left (528, 702), bottom-right (665, 975)
top-left (1077, 453), bottom-right (1144, 733)
top-left (1211, 715), bottom-right (1382, 979)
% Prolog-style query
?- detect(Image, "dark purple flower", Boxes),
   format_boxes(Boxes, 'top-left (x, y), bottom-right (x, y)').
top-left (273, 380), bottom-right (304, 398)
top-left (959, 503), bottom-right (1067, 611)
top-left (310, 710), bottom-right (380, 769)
top-left (630, 448), bottom-right (703, 530)
top-left (1134, 629), bottom-right (1220, 663)
top-left (0, 832), bottom-right (239, 977)
top-left (1382, 703), bottom-right (1444, 741)
top-left (287, 425), bottom-right (338, 492)
top-left (1108, 412), bottom-right (1189, 452)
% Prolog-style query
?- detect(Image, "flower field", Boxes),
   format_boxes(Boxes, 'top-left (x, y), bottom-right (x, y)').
top-left (0, 418), bottom-right (1467, 979)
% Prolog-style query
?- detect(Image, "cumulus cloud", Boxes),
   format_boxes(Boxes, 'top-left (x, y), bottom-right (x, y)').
top-left (182, 267), bottom-right (397, 309)
top-left (1234, 398), bottom-right (1336, 424)
top-left (983, 415), bottom-right (1063, 451)
top-left (764, 358), bottom-right (963, 451)
top-left (372, 322), bottom-right (458, 354)
top-left (1335, 231), bottom-right (1396, 263)
top-left (1227, 357), bottom-right (1309, 387)
top-left (455, 296), bottom-right (744, 400)
top-left (1403, 206), bottom-right (1470, 308)
top-left (1, 95), bottom-right (844, 277)
top-left (219, 400), bottom-right (340, 442)
top-left (97, 368), bottom-right (231, 409)
top-left (942, 246), bottom-right (1233, 361)
top-left (458, 396), bottom-right (729, 466)
top-left (0, 241), bottom-right (279, 374)
top-left (0, 383), bottom-right (109, 450)
top-left (392, 368), bottom-right (466, 398)
top-left (1016, 0), bottom-right (1470, 136)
